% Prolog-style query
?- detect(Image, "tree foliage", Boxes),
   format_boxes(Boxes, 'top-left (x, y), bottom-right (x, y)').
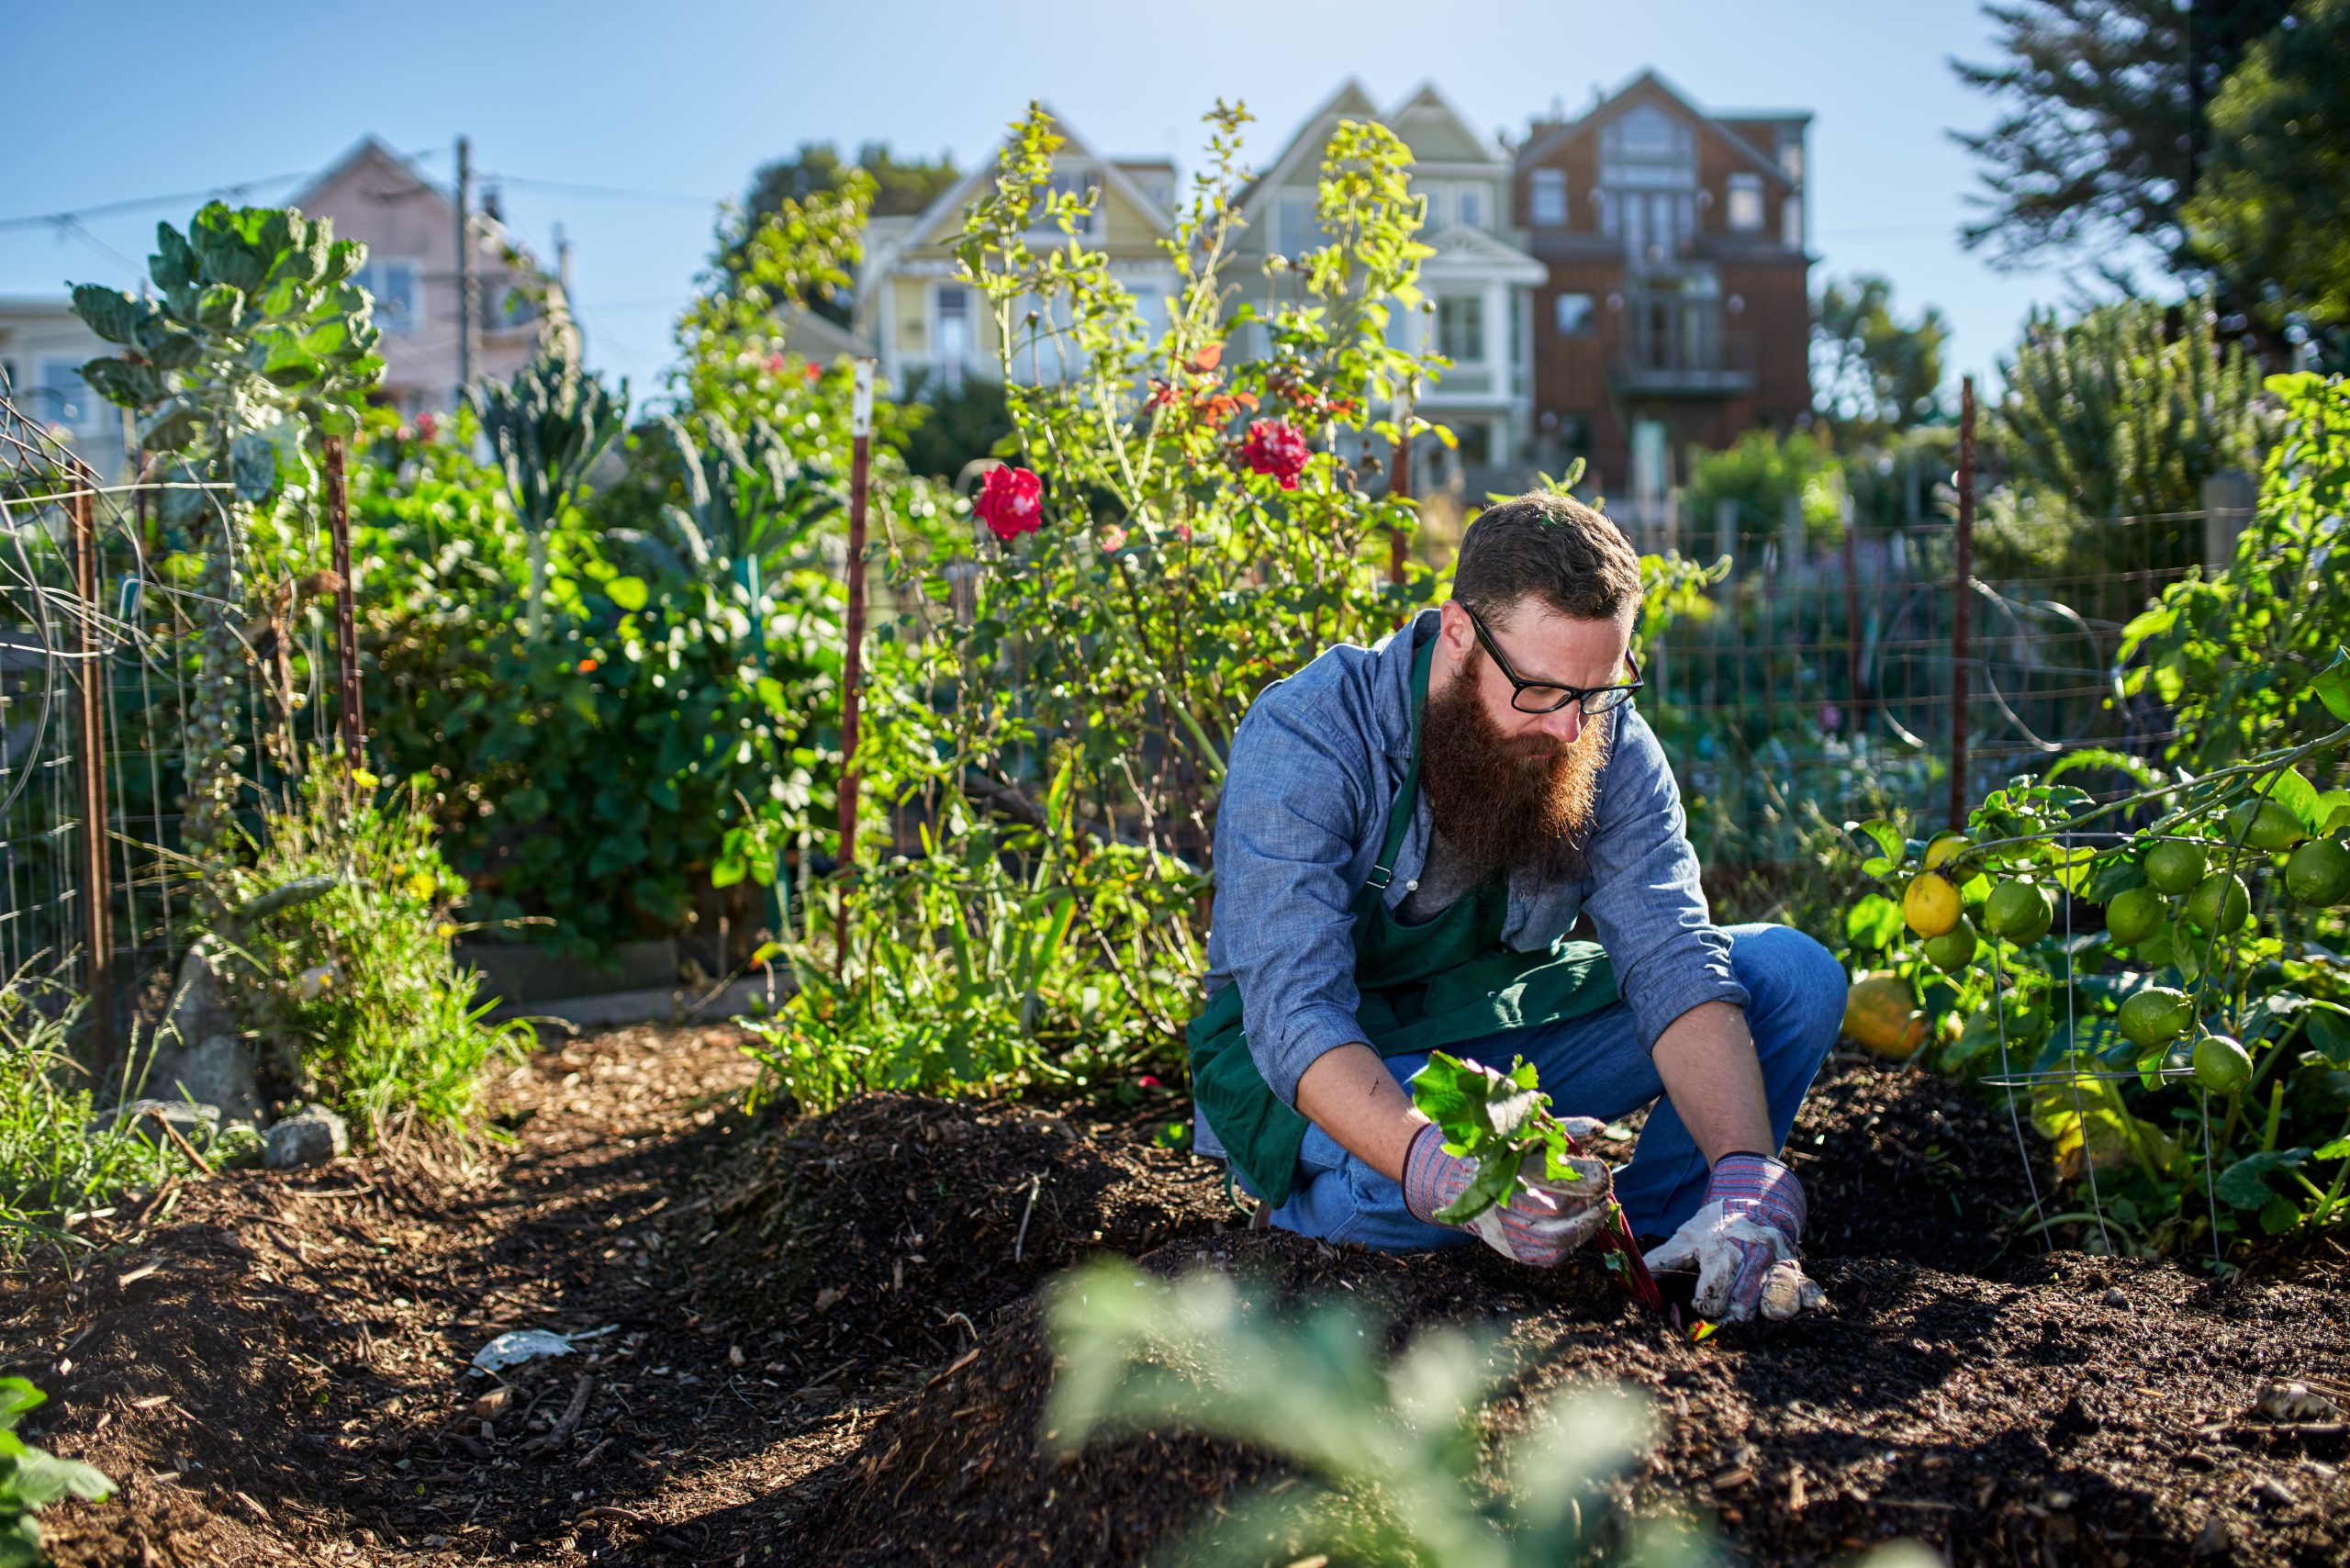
top-left (727, 142), bottom-right (960, 320)
top-left (1811, 273), bottom-right (1950, 439)
top-left (1995, 295), bottom-right (2265, 521)
top-left (1952, 0), bottom-right (2294, 274)
top-left (2185, 0), bottom-right (2350, 337)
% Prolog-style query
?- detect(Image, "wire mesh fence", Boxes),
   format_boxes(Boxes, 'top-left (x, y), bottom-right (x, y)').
top-left (0, 386), bottom-right (344, 1054)
top-left (1639, 500), bottom-right (2228, 917)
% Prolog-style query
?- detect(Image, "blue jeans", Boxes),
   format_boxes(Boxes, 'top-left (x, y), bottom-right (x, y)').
top-left (1261, 924), bottom-right (1845, 1249)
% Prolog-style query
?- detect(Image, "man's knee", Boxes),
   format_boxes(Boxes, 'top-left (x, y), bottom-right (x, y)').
top-left (1728, 924), bottom-right (1846, 1067)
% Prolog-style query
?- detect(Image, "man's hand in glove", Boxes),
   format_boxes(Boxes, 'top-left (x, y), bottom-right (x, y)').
top-left (1642, 1153), bottom-right (1826, 1321)
top-left (1402, 1119), bottom-right (1614, 1267)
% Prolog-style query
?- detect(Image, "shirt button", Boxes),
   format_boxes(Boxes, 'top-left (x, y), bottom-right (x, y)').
top-left (1405, 879), bottom-right (1419, 890)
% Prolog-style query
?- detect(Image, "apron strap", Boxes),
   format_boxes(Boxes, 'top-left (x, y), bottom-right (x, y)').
top-left (1366, 629), bottom-right (1438, 896)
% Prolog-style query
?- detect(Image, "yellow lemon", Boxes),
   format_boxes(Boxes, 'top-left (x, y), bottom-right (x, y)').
top-left (1902, 872), bottom-right (1962, 938)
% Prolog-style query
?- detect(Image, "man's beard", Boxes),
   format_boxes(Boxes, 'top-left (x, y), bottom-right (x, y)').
top-left (1418, 648), bottom-right (1611, 887)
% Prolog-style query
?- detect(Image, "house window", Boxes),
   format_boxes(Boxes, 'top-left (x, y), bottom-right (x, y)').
top-left (1456, 184), bottom-right (1485, 230)
top-left (1782, 195), bottom-right (1805, 250)
top-left (1600, 102), bottom-right (1697, 263)
top-left (1777, 132), bottom-right (1805, 185)
top-left (353, 258), bottom-right (421, 336)
top-left (1553, 293), bottom-right (1595, 334)
top-left (934, 284), bottom-right (972, 368)
top-left (36, 358), bottom-right (104, 434)
top-left (1529, 169), bottom-right (1568, 227)
top-left (1437, 297), bottom-right (1483, 363)
top-left (1276, 190), bottom-right (1318, 253)
top-left (1509, 289), bottom-right (1525, 369)
top-left (1727, 174), bottom-right (1765, 233)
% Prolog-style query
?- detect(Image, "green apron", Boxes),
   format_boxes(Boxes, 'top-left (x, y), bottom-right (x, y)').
top-left (1188, 630), bottom-right (1617, 1206)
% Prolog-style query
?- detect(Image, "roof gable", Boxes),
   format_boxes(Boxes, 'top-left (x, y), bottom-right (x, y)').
top-left (1519, 70), bottom-right (1793, 188)
top-left (1242, 78), bottom-right (1385, 205)
top-left (290, 135), bottom-right (447, 217)
top-left (896, 105), bottom-right (1174, 253)
top-left (1384, 83), bottom-right (1497, 167)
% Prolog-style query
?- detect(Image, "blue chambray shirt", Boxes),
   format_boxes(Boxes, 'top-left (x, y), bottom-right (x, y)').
top-left (1192, 607), bottom-right (1748, 1163)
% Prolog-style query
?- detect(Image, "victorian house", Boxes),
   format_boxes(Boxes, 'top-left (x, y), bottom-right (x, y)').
top-left (1512, 73), bottom-right (1812, 527)
top-left (1226, 81), bottom-right (1546, 496)
top-left (851, 111), bottom-right (1180, 397)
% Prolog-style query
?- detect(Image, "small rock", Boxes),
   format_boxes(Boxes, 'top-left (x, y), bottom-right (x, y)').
top-left (2250, 1477), bottom-right (2297, 1509)
top-left (2256, 1381), bottom-right (2341, 1423)
top-left (2101, 1286), bottom-right (2128, 1308)
top-left (265, 1104), bottom-right (350, 1170)
top-left (148, 1033), bottom-right (263, 1128)
top-left (2192, 1516), bottom-right (2232, 1558)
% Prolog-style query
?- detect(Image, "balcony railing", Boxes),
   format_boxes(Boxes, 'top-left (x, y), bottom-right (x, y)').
top-left (1614, 318), bottom-right (1756, 396)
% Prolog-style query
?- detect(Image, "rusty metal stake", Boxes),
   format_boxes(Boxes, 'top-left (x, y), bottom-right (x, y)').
top-left (324, 436), bottom-right (364, 767)
top-left (1951, 375), bottom-right (1975, 832)
top-left (69, 474), bottom-right (116, 1070)
top-left (837, 360), bottom-right (874, 877)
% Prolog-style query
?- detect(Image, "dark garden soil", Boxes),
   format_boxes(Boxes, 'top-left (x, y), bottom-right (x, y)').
top-left (3, 1025), bottom-right (2344, 1567)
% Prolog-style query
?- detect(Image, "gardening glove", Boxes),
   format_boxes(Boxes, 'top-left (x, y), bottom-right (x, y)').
top-left (1642, 1153), bottom-right (1825, 1323)
top-left (1402, 1119), bottom-right (1614, 1268)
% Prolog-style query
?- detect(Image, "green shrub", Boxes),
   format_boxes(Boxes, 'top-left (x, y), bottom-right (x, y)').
top-left (0, 976), bottom-right (195, 1264)
top-left (226, 763), bottom-right (531, 1140)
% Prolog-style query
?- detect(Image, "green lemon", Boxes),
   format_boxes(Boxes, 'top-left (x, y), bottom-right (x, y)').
top-left (2191, 1033), bottom-right (2255, 1096)
top-left (2143, 839), bottom-right (2208, 895)
top-left (2104, 885), bottom-right (2166, 946)
top-left (2117, 986), bottom-right (2195, 1048)
top-left (1922, 926), bottom-right (1978, 972)
top-left (2225, 799), bottom-right (2308, 853)
top-left (2182, 869), bottom-right (2253, 935)
top-left (1983, 880), bottom-right (2055, 943)
top-left (2284, 837), bottom-right (2350, 907)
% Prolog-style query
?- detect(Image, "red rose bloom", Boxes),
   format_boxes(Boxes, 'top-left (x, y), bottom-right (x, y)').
top-left (1240, 420), bottom-right (1310, 490)
top-left (975, 465), bottom-right (1044, 542)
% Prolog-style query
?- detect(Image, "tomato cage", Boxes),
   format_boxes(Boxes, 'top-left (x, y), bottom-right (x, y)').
top-left (0, 383), bottom-right (362, 1069)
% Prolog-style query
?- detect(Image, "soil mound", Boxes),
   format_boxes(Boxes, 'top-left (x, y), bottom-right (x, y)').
top-left (688, 1092), bottom-right (1229, 1361)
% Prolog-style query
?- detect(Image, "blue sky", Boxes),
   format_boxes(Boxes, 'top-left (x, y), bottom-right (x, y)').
top-left (2, 0), bottom-right (2131, 405)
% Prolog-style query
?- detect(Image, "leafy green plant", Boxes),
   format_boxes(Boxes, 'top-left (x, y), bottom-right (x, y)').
top-left (0, 974), bottom-right (194, 1264)
top-left (71, 203), bottom-right (384, 865)
top-left (2118, 372), bottom-right (2350, 775)
top-left (1406, 1051), bottom-right (1586, 1223)
top-left (741, 755), bottom-right (1202, 1112)
top-left (221, 759), bottom-right (531, 1139)
top-left (0, 1378), bottom-right (113, 1568)
top-left (474, 320), bottom-right (627, 639)
top-left (1046, 1259), bottom-right (1701, 1568)
top-left (1844, 375), bottom-right (2350, 1268)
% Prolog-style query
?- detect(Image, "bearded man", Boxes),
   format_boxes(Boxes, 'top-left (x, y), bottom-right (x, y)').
top-left (1188, 493), bottom-right (1844, 1321)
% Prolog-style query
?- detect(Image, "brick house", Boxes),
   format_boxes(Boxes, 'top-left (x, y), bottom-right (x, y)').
top-left (1513, 72), bottom-right (1811, 529)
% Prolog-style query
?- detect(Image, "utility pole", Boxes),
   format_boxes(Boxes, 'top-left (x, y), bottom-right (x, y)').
top-left (453, 135), bottom-right (474, 406)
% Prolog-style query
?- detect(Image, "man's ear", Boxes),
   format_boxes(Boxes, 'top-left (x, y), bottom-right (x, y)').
top-left (1437, 599), bottom-right (1472, 654)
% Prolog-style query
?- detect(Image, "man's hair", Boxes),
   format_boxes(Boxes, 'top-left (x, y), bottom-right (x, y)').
top-left (1452, 492), bottom-right (1642, 628)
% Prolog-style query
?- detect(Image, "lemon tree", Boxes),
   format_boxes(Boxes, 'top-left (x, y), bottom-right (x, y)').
top-left (1834, 376), bottom-right (2350, 1264)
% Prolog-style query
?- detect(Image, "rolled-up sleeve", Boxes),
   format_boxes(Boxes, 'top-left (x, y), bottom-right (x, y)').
top-left (1579, 707), bottom-right (1748, 1048)
top-left (1209, 694), bottom-right (1376, 1107)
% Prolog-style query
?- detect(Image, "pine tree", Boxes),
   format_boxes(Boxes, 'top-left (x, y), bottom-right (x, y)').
top-left (1953, 0), bottom-right (2294, 274)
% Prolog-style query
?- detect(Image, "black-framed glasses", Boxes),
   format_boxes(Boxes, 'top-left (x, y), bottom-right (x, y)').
top-left (1461, 602), bottom-right (1644, 717)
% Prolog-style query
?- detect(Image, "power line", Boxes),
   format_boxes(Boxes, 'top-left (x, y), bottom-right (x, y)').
top-left (0, 171), bottom-right (314, 233)
top-left (485, 174), bottom-right (718, 207)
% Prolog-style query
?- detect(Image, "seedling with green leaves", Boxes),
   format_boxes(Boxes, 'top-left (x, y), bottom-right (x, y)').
top-left (1406, 1050), bottom-right (1587, 1224)
top-left (0, 1378), bottom-right (113, 1568)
